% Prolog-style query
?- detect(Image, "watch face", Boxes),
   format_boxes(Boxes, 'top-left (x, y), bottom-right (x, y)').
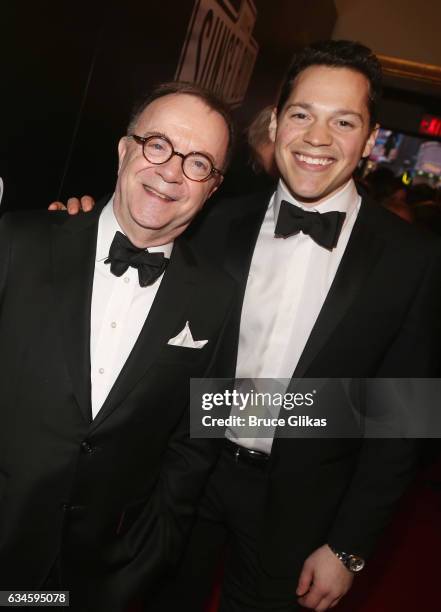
top-left (348, 555), bottom-right (365, 572)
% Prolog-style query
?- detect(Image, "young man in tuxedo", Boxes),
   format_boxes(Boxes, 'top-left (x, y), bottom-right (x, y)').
top-left (144, 41), bottom-right (441, 612)
top-left (52, 42), bottom-right (441, 611)
top-left (0, 82), bottom-right (237, 611)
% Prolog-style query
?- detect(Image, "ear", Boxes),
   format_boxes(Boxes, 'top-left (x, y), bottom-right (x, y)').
top-left (117, 137), bottom-right (129, 173)
top-left (362, 123), bottom-right (380, 159)
top-left (206, 174), bottom-right (224, 200)
top-left (268, 108), bottom-right (278, 144)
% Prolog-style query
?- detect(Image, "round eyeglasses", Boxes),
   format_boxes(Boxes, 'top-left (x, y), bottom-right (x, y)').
top-left (129, 134), bottom-right (224, 182)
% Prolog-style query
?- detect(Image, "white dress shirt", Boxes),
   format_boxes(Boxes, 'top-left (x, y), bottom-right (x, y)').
top-left (90, 198), bottom-right (173, 418)
top-left (227, 178), bottom-right (361, 452)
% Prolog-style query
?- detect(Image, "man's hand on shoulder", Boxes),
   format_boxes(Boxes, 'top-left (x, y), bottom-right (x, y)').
top-left (48, 195), bottom-right (95, 214)
top-left (296, 544), bottom-right (354, 611)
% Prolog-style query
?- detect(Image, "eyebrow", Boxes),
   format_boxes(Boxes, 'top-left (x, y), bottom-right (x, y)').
top-left (286, 103), bottom-right (364, 122)
top-left (140, 130), bottom-right (216, 163)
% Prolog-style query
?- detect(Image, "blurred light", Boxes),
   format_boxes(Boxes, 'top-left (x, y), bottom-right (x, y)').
top-left (419, 115), bottom-right (441, 137)
top-left (402, 171), bottom-right (411, 185)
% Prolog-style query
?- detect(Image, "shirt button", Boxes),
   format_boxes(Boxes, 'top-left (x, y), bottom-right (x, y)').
top-left (99, 367), bottom-right (105, 374)
top-left (111, 321), bottom-right (117, 329)
top-left (124, 277), bottom-right (130, 284)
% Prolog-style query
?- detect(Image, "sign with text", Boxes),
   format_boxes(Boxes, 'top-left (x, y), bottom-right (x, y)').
top-left (176, 0), bottom-right (259, 106)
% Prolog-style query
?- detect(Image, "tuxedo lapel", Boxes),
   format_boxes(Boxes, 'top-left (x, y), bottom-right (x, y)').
top-left (219, 193), bottom-right (269, 374)
top-left (51, 206), bottom-right (104, 423)
top-left (293, 199), bottom-right (385, 378)
top-left (224, 192), bottom-right (269, 293)
top-left (90, 239), bottom-right (197, 431)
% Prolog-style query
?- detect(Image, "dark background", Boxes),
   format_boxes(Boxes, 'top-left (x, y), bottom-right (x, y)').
top-left (2, 0), bottom-right (335, 210)
top-left (3, 0), bottom-right (440, 210)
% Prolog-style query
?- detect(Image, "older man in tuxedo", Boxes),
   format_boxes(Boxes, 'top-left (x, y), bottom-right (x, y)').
top-left (0, 82), bottom-right (236, 611)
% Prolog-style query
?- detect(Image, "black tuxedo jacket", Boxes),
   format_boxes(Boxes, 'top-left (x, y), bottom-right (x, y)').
top-left (191, 188), bottom-right (441, 578)
top-left (0, 204), bottom-right (236, 610)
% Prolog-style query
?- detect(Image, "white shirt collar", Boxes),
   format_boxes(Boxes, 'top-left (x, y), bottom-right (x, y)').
top-left (272, 178), bottom-right (360, 229)
top-left (96, 195), bottom-right (173, 262)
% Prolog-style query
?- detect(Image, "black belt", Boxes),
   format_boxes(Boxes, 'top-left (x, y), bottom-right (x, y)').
top-left (224, 438), bottom-right (270, 468)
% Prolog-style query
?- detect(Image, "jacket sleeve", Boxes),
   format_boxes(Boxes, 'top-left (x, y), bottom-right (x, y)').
top-left (154, 280), bottom-right (237, 559)
top-left (0, 215), bottom-right (12, 308)
top-left (327, 242), bottom-right (441, 558)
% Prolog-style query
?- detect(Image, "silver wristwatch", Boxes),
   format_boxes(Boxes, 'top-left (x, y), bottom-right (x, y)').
top-left (329, 545), bottom-right (365, 572)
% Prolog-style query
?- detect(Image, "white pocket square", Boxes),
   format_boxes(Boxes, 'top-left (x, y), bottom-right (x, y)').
top-left (167, 321), bottom-right (208, 349)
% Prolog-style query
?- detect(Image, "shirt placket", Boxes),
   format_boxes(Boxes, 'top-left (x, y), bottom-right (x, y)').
top-left (92, 267), bottom-right (137, 412)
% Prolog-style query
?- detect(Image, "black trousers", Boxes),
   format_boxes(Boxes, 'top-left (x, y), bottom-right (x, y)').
top-left (148, 445), bottom-right (301, 612)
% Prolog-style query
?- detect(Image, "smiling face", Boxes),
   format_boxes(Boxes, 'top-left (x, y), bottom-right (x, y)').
top-left (269, 65), bottom-right (378, 206)
top-left (114, 93), bottom-right (229, 247)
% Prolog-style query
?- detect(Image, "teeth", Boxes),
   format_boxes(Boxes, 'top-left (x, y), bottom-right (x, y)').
top-left (144, 185), bottom-right (172, 200)
top-left (297, 154), bottom-right (333, 166)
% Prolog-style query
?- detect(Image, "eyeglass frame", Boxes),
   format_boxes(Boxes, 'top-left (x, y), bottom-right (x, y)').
top-left (128, 133), bottom-right (224, 182)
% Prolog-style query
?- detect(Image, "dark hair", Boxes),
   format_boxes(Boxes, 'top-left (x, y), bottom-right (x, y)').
top-left (277, 40), bottom-right (383, 128)
top-left (127, 81), bottom-right (235, 170)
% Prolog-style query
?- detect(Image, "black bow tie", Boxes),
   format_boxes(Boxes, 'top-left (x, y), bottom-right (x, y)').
top-left (275, 200), bottom-right (346, 249)
top-left (105, 231), bottom-right (169, 287)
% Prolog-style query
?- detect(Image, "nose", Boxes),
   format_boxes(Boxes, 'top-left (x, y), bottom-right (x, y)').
top-left (155, 153), bottom-right (184, 184)
top-left (303, 119), bottom-right (333, 147)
